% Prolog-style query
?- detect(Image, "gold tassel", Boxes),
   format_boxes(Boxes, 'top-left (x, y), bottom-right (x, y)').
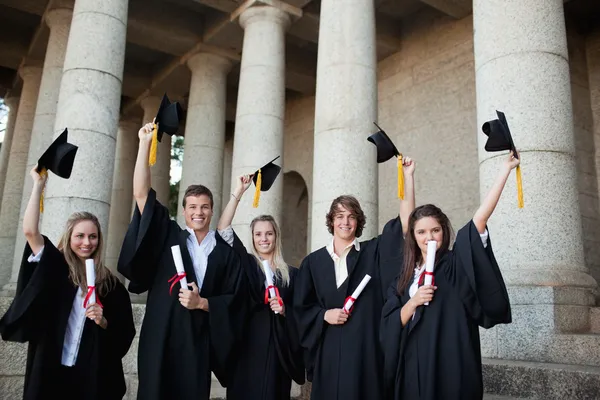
top-left (516, 164), bottom-right (524, 208)
top-left (148, 123), bottom-right (158, 166)
top-left (39, 168), bottom-right (47, 213)
top-left (397, 154), bottom-right (404, 200)
top-left (253, 169), bottom-right (262, 208)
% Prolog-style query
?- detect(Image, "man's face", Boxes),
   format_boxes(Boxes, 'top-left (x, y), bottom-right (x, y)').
top-left (332, 205), bottom-right (357, 241)
top-left (183, 195), bottom-right (213, 232)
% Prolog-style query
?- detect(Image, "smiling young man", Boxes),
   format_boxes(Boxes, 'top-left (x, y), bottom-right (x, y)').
top-left (117, 122), bottom-right (245, 400)
top-left (294, 158), bottom-right (416, 400)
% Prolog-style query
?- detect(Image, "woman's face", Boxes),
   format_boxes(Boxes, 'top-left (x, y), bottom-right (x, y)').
top-left (70, 220), bottom-right (99, 260)
top-left (413, 216), bottom-right (443, 257)
top-left (253, 221), bottom-right (276, 258)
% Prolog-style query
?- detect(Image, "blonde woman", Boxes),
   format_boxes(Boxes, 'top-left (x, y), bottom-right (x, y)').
top-left (0, 167), bottom-right (135, 400)
top-left (217, 174), bottom-right (305, 400)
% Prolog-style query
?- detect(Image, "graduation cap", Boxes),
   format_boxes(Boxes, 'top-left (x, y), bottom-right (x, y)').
top-left (35, 128), bottom-right (78, 212)
top-left (367, 122), bottom-right (405, 199)
top-left (482, 110), bottom-right (523, 208)
top-left (252, 156), bottom-right (282, 208)
top-left (148, 93), bottom-right (183, 166)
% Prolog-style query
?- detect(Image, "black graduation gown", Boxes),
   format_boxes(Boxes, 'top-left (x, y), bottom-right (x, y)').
top-left (226, 231), bottom-right (305, 400)
top-left (294, 217), bottom-right (404, 400)
top-left (116, 188), bottom-right (245, 400)
top-left (380, 221), bottom-right (512, 400)
top-left (0, 237), bottom-right (135, 400)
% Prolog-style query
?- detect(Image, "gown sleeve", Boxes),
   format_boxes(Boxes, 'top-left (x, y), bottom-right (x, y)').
top-left (0, 236), bottom-right (66, 342)
top-left (293, 255), bottom-right (327, 380)
top-left (117, 188), bottom-right (171, 293)
top-left (447, 220), bottom-right (512, 328)
top-left (380, 276), bottom-right (405, 400)
top-left (376, 216), bottom-right (405, 293)
top-left (99, 280), bottom-right (136, 360)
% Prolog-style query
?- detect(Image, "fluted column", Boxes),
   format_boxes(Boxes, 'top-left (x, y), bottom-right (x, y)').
top-left (177, 53), bottom-right (232, 229)
top-left (0, 95), bottom-right (20, 209)
top-left (12, 6), bottom-right (74, 274)
top-left (230, 5), bottom-right (291, 247)
top-left (310, 0), bottom-right (378, 249)
top-left (140, 96), bottom-right (171, 206)
top-left (39, 0), bottom-right (128, 245)
top-left (0, 67), bottom-right (42, 288)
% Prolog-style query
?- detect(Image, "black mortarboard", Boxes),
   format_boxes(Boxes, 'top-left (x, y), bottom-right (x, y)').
top-left (149, 93), bottom-right (182, 166)
top-left (252, 156), bottom-right (282, 207)
top-left (36, 128), bottom-right (78, 212)
top-left (367, 122), bottom-right (405, 199)
top-left (36, 128), bottom-right (78, 178)
top-left (481, 110), bottom-right (523, 208)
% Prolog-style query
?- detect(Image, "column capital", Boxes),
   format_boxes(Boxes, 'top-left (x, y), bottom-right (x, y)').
top-left (187, 52), bottom-right (234, 75)
top-left (239, 4), bottom-right (293, 31)
top-left (118, 116), bottom-right (142, 131)
top-left (45, 7), bottom-right (74, 30)
top-left (139, 95), bottom-right (163, 115)
top-left (18, 65), bottom-right (42, 81)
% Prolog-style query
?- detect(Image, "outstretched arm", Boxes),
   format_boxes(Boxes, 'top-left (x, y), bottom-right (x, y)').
top-left (217, 174), bottom-right (253, 231)
top-left (399, 157), bottom-right (416, 236)
top-left (473, 151), bottom-right (520, 233)
top-left (22, 167), bottom-right (46, 255)
top-left (133, 122), bottom-right (154, 213)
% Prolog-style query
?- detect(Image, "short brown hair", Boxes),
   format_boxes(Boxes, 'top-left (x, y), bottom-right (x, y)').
top-left (325, 195), bottom-right (366, 238)
top-left (182, 184), bottom-right (214, 209)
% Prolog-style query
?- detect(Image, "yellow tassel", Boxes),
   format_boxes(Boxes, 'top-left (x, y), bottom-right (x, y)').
top-left (397, 155), bottom-right (404, 200)
top-left (148, 123), bottom-right (158, 166)
top-left (253, 169), bottom-right (262, 208)
top-left (39, 168), bottom-right (47, 213)
top-left (516, 164), bottom-right (524, 208)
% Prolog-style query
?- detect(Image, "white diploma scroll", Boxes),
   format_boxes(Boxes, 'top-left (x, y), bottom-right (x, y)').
top-left (85, 259), bottom-right (96, 306)
top-left (423, 240), bottom-right (437, 306)
top-left (343, 274), bottom-right (372, 313)
top-left (262, 260), bottom-right (279, 314)
top-left (170, 245), bottom-right (189, 289)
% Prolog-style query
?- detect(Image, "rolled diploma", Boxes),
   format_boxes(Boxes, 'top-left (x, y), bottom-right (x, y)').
top-left (261, 260), bottom-right (279, 314)
top-left (423, 240), bottom-right (437, 306)
top-left (343, 274), bottom-right (372, 313)
top-left (85, 259), bottom-right (96, 305)
top-left (170, 245), bottom-right (189, 289)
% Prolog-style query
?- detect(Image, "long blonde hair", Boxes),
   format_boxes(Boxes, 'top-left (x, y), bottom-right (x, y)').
top-left (57, 212), bottom-right (116, 297)
top-left (250, 215), bottom-right (290, 287)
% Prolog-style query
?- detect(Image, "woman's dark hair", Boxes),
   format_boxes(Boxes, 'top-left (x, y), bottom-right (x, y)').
top-left (397, 204), bottom-right (454, 295)
top-left (325, 195), bottom-right (366, 238)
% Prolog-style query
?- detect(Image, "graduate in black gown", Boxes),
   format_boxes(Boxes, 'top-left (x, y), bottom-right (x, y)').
top-left (217, 171), bottom-right (305, 400)
top-left (0, 164), bottom-right (135, 400)
top-left (294, 154), bottom-right (416, 400)
top-left (380, 151), bottom-right (517, 400)
top-left (116, 121), bottom-right (245, 400)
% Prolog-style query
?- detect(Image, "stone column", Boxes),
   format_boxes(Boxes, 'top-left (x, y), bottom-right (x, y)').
top-left (12, 6), bottom-right (73, 275)
top-left (0, 66), bottom-right (42, 288)
top-left (0, 95), bottom-right (20, 208)
top-left (140, 96), bottom-right (171, 206)
top-left (473, 0), bottom-right (597, 364)
top-left (106, 118), bottom-right (139, 276)
top-left (177, 53), bottom-right (232, 229)
top-left (310, 0), bottom-right (378, 250)
top-left (231, 5), bottom-right (291, 247)
top-left (39, 0), bottom-right (128, 245)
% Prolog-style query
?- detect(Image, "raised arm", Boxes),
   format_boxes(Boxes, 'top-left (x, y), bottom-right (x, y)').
top-left (217, 174), bottom-right (253, 231)
top-left (399, 157), bottom-right (416, 236)
top-left (473, 151), bottom-right (520, 233)
top-left (23, 167), bottom-right (46, 255)
top-left (132, 122), bottom-right (154, 213)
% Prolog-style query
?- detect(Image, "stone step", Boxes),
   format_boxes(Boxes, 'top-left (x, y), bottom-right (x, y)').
top-left (483, 358), bottom-right (600, 400)
top-left (590, 307), bottom-right (600, 334)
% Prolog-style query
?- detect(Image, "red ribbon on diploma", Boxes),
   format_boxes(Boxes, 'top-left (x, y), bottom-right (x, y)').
top-left (168, 272), bottom-right (187, 295)
top-left (418, 271), bottom-right (435, 287)
top-left (343, 296), bottom-right (356, 314)
top-left (264, 285), bottom-right (283, 307)
top-left (83, 286), bottom-right (103, 309)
